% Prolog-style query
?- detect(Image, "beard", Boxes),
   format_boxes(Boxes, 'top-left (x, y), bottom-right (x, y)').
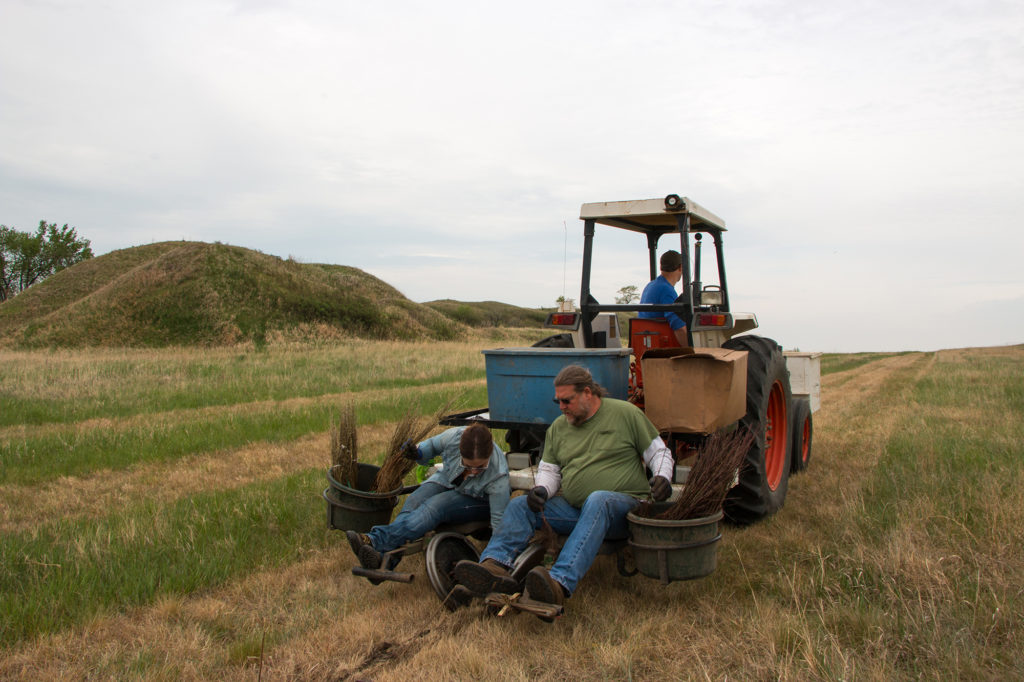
top-left (562, 400), bottom-right (592, 426)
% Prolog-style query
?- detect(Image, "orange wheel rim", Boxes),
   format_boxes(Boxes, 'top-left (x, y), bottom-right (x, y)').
top-left (764, 380), bottom-right (787, 490)
top-left (800, 416), bottom-right (811, 464)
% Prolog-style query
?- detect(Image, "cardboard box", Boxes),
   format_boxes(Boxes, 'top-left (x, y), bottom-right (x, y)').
top-left (641, 347), bottom-right (748, 433)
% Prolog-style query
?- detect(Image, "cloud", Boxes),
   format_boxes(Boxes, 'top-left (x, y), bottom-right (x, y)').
top-left (1, 0), bottom-right (1023, 352)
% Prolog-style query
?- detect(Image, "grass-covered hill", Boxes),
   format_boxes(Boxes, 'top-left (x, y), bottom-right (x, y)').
top-left (422, 298), bottom-right (549, 328)
top-left (0, 241), bottom-right (548, 348)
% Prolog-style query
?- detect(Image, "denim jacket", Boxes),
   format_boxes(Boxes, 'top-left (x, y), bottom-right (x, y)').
top-left (412, 426), bottom-right (510, 530)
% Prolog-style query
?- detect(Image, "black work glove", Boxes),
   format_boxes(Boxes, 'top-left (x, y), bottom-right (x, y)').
top-left (650, 475), bottom-right (672, 502)
top-left (527, 486), bottom-right (549, 513)
top-left (401, 439), bottom-right (421, 461)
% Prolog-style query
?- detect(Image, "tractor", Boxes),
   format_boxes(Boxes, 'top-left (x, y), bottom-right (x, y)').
top-left (444, 194), bottom-right (821, 525)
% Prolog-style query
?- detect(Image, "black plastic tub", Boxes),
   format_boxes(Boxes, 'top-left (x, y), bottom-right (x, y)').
top-left (324, 463), bottom-right (401, 533)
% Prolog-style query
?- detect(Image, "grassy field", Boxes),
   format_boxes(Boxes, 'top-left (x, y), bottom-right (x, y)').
top-left (1, 340), bottom-right (1022, 680)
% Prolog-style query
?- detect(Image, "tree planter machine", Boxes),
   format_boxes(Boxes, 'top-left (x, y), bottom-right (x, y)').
top-left (444, 194), bottom-right (820, 524)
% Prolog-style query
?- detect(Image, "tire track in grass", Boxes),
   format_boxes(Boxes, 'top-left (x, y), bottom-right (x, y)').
top-left (0, 425), bottom-right (395, 534)
top-left (714, 352), bottom-right (935, 679)
top-left (0, 469), bottom-right (341, 650)
top-left (0, 379), bottom-right (484, 488)
top-left (0, 546), bottom-right (465, 681)
top-left (779, 352), bottom-right (931, 533)
top-left (0, 378), bottom-right (485, 442)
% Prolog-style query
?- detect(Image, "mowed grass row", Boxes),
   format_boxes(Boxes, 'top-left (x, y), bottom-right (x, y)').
top-left (774, 347), bottom-right (1024, 677)
top-left (0, 334), bottom-right (548, 427)
top-left (819, 351), bottom-right (911, 376)
top-left (0, 383), bottom-right (487, 487)
top-left (855, 349), bottom-right (1024, 672)
top-left (0, 384), bottom-right (489, 644)
top-left (5, 344), bottom-right (1021, 678)
top-left (0, 341), bottom-right (500, 647)
top-left (0, 346), bottom-right (939, 652)
top-left (1, 469), bottom-right (328, 646)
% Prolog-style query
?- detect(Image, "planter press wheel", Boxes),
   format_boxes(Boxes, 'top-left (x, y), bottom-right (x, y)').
top-left (722, 335), bottom-right (793, 525)
top-left (789, 397), bottom-right (813, 473)
top-left (510, 542), bottom-right (547, 583)
top-left (425, 532), bottom-right (480, 611)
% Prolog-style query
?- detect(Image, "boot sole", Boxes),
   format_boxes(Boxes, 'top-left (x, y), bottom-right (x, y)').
top-left (525, 567), bottom-right (564, 622)
top-left (524, 569), bottom-right (565, 606)
top-left (357, 543), bottom-right (383, 570)
top-left (453, 560), bottom-right (518, 596)
top-left (345, 530), bottom-right (365, 559)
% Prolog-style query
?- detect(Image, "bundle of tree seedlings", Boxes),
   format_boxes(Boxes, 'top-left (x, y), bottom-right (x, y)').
top-left (329, 402), bottom-right (359, 488)
top-left (329, 399), bottom-right (456, 493)
top-left (371, 399), bottom-right (455, 493)
top-left (647, 427), bottom-right (755, 521)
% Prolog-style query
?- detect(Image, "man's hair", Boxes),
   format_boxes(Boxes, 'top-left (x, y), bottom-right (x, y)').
top-left (660, 250), bottom-right (683, 272)
top-left (553, 365), bottom-right (608, 397)
top-left (459, 422), bottom-right (494, 459)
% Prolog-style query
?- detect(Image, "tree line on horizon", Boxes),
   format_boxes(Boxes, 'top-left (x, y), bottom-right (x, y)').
top-left (0, 221), bottom-right (93, 302)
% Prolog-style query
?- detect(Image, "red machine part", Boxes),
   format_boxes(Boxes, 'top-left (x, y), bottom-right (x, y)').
top-left (627, 318), bottom-right (680, 405)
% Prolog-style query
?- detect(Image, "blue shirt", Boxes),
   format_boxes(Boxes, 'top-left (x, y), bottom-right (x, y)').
top-left (412, 426), bottom-right (510, 529)
top-left (638, 275), bottom-right (686, 330)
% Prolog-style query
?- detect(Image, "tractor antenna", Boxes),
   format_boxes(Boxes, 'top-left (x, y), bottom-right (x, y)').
top-left (562, 220), bottom-right (568, 301)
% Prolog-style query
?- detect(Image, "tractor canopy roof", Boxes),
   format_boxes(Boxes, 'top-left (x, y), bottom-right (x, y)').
top-left (579, 196), bottom-right (726, 235)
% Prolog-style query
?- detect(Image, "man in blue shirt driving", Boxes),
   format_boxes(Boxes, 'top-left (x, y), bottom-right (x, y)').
top-left (638, 249), bottom-right (688, 346)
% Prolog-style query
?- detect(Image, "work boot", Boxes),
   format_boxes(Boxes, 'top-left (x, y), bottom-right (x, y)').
top-left (524, 566), bottom-right (566, 622)
top-left (441, 584), bottom-right (475, 611)
top-left (345, 530), bottom-right (372, 560)
top-left (357, 542), bottom-right (383, 570)
top-left (452, 558), bottom-right (518, 597)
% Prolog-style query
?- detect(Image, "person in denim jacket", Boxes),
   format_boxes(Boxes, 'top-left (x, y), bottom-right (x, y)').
top-left (346, 423), bottom-right (510, 569)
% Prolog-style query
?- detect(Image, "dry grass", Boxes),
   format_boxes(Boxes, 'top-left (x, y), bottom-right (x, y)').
top-left (0, 340), bottom-right (491, 421)
top-left (0, 380), bottom-right (482, 532)
top-left (2, 344), bottom-right (1022, 680)
top-left (0, 426), bottom-right (403, 535)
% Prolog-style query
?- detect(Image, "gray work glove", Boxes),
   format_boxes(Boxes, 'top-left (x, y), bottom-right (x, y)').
top-left (650, 475), bottom-right (672, 502)
top-left (527, 486), bottom-right (549, 513)
top-left (401, 439), bottom-right (421, 461)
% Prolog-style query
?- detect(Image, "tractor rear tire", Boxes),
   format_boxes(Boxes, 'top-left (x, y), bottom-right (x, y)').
top-left (722, 335), bottom-right (792, 525)
top-left (790, 397), bottom-right (813, 474)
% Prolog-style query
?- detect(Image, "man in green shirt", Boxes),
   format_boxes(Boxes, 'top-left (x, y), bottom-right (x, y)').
top-left (453, 364), bottom-right (674, 620)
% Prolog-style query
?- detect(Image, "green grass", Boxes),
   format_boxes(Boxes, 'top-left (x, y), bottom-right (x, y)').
top-left (848, 353), bottom-right (1024, 676)
top-left (0, 344), bottom-right (486, 427)
top-left (820, 351), bottom-right (912, 375)
top-left (0, 384), bottom-right (486, 486)
top-left (0, 469), bottom-right (328, 646)
top-left (3, 343), bottom-right (1022, 679)
top-left (423, 299), bottom-right (550, 328)
top-left (860, 354), bottom-right (1024, 536)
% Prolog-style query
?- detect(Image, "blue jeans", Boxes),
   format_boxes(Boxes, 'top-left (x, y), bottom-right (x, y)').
top-left (479, 491), bottom-right (639, 595)
top-left (368, 482), bottom-right (490, 552)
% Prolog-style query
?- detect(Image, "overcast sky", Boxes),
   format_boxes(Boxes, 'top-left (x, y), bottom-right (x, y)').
top-left (2, 0), bottom-right (1022, 353)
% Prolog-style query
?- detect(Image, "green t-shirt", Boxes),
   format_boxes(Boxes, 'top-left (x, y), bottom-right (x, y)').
top-left (541, 398), bottom-right (661, 507)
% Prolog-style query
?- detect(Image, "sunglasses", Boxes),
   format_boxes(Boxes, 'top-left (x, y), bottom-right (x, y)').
top-left (552, 393), bottom-right (579, 406)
